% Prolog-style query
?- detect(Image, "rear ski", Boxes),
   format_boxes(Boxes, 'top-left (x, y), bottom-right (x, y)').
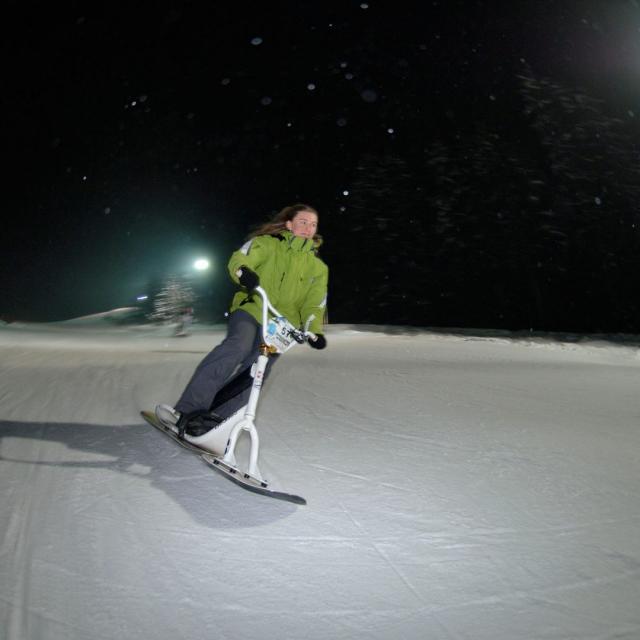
top-left (141, 410), bottom-right (306, 505)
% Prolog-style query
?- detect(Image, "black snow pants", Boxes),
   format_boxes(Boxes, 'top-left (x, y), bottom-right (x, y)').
top-left (175, 310), bottom-right (279, 419)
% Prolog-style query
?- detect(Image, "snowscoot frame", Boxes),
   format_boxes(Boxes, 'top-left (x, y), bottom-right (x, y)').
top-left (185, 285), bottom-right (315, 483)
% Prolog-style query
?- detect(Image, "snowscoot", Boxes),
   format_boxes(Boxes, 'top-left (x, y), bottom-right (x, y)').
top-left (143, 284), bottom-right (315, 504)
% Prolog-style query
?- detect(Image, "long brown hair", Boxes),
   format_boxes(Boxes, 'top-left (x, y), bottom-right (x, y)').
top-left (248, 203), bottom-right (323, 247)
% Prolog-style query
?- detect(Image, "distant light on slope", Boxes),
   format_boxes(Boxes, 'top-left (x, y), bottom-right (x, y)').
top-left (194, 258), bottom-right (210, 271)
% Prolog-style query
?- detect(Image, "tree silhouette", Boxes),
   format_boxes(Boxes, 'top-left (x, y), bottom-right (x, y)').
top-left (149, 275), bottom-right (195, 323)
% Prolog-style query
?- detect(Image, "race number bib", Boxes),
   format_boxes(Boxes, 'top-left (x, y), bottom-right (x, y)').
top-left (265, 316), bottom-right (298, 353)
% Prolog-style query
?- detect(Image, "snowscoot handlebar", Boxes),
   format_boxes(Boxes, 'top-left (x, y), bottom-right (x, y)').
top-left (253, 284), bottom-right (317, 346)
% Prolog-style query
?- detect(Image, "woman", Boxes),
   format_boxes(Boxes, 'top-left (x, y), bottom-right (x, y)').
top-left (156, 203), bottom-right (328, 434)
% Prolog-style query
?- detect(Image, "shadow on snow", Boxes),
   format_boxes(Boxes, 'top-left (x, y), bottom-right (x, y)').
top-left (0, 419), bottom-right (299, 528)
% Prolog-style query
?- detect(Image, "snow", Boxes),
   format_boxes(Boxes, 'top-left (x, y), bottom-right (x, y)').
top-left (1, 319), bottom-right (640, 640)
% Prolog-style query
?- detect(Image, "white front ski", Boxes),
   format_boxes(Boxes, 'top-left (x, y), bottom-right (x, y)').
top-left (201, 453), bottom-right (306, 505)
top-left (141, 410), bottom-right (306, 505)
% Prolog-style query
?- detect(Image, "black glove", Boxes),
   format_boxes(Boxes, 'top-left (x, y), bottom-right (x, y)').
top-left (308, 334), bottom-right (327, 350)
top-left (238, 267), bottom-right (259, 290)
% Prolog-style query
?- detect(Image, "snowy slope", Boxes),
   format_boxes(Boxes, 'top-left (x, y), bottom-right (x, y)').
top-left (1, 320), bottom-right (640, 640)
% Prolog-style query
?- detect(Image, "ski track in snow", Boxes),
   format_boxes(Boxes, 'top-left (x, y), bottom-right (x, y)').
top-left (1, 322), bottom-right (640, 640)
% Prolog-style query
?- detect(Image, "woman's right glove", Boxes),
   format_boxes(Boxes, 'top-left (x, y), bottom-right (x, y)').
top-left (238, 267), bottom-right (260, 290)
top-left (308, 334), bottom-right (327, 350)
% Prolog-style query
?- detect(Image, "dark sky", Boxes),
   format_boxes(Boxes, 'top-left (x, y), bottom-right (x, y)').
top-left (3, 1), bottom-right (640, 330)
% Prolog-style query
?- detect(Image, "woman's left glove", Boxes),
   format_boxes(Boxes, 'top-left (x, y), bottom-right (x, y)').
top-left (238, 267), bottom-right (260, 290)
top-left (308, 334), bottom-right (327, 350)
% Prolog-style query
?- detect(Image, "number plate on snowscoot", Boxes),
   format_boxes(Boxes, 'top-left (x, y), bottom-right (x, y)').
top-left (265, 316), bottom-right (299, 353)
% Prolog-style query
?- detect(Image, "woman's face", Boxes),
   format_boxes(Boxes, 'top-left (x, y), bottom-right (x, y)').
top-left (286, 210), bottom-right (318, 239)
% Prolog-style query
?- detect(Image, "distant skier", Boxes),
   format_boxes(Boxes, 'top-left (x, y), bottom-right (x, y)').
top-left (174, 306), bottom-right (193, 337)
top-left (156, 203), bottom-right (328, 433)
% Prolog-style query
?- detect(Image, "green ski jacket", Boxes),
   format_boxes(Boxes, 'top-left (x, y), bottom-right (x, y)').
top-left (227, 231), bottom-right (328, 336)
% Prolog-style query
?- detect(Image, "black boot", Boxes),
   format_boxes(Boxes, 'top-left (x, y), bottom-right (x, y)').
top-left (177, 411), bottom-right (224, 438)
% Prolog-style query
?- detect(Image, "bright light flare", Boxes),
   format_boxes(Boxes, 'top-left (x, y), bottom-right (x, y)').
top-left (194, 258), bottom-right (210, 271)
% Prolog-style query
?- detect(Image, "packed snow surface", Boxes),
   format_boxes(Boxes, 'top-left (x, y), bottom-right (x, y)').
top-left (1, 319), bottom-right (640, 640)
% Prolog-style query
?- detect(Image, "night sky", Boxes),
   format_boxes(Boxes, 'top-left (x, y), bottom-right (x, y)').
top-left (3, 1), bottom-right (640, 332)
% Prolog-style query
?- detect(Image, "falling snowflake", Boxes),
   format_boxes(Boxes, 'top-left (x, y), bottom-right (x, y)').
top-left (361, 89), bottom-right (377, 102)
